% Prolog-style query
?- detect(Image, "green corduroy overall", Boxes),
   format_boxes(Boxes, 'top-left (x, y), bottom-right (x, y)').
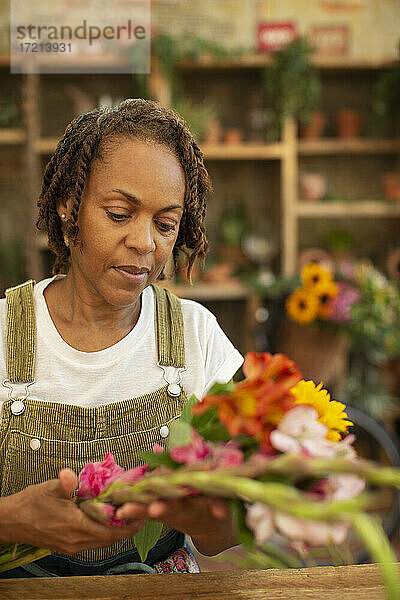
top-left (0, 280), bottom-right (195, 575)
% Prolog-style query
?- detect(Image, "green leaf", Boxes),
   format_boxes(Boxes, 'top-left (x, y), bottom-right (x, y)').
top-left (180, 394), bottom-right (199, 425)
top-left (133, 521), bottom-right (163, 563)
top-left (190, 405), bottom-right (219, 433)
top-left (207, 381), bottom-right (235, 396)
top-left (200, 422), bottom-right (230, 443)
top-left (137, 450), bottom-right (178, 469)
top-left (229, 498), bottom-right (254, 548)
top-left (168, 420), bottom-right (192, 449)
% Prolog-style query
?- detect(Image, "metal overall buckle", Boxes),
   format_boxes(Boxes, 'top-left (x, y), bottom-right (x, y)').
top-left (157, 364), bottom-right (187, 397)
top-left (2, 379), bottom-right (36, 415)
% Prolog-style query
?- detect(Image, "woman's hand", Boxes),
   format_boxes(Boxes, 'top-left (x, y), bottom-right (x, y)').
top-left (0, 469), bottom-right (145, 555)
top-left (115, 496), bottom-right (238, 556)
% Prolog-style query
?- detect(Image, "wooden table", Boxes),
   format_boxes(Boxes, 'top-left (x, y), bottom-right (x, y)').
top-left (0, 563), bottom-right (397, 599)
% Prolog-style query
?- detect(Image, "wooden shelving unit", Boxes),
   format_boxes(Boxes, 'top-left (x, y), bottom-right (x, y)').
top-left (297, 138), bottom-right (400, 156)
top-left (298, 138), bottom-right (400, 155)
top-left (1, 52), bottom-right (400, 285)
top-left (179, 55), bottom-right (397, 71)
top-left (179, 54), bottom-right (400, 275)
top-left (35, 138), bottom-right (285, 160)
top-left (162, 281), bottom-right (252, 301)
top-left (297, 201), bottom-right (400, 218)
top-left (0, 128), bottom-right (25, 144)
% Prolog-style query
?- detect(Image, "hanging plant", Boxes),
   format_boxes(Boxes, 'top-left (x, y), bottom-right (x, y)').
top-left (129, 32), bottom-right (245, 105)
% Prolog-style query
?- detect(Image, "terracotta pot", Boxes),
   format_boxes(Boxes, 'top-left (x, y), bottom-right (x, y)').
top-left (299, 172), bottom-right (327, 202)
top-left (223, 128), bottom-right (243, 144)
top-left (299, 112), bottom-right (326, 139)
top-left (381, 172), bottom-right (400, 201)
top-left (336, 109), bottom-right (362, 138)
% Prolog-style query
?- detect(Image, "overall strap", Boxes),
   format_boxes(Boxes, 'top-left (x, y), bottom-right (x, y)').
top-left (5, 280), bottom-right (36, 383)
top-left (152, 285), bottom-right (185, 368)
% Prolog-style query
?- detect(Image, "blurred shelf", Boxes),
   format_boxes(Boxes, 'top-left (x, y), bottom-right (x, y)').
top-left (35, 233), bottom-right (49, 250)
top-left (180, 54), bottom-right (397, 71)
top-left (34, 138), bottom-right (400, 159)
top-left (0, 128), bottom-right (25, 144)
top-left (202, 142), bottom-right (284, 160)
top-left (36, 138), bottom-right (285, 159)
top-left (161, 281), bottom-right (253, 301)
top-left (2, 53), bottom-right (395, 71)
top-left (298, 138), bottom-right (400, 155)
top-left (180, 54), bottom-right (271, 69)
top-left (311, 56), bottom-right (398, 70)
top-left (297, 201), bottom-right (400, 217)
top-left (35, 137), bottom-right (58, 153)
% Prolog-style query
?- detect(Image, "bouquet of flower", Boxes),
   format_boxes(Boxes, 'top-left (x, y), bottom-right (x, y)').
top-left (1, 352), bottom-right (400, 598)
top-left (285, 260), bottom-right (400, 361)
top-left (285, 260), bottom-right (400, 417)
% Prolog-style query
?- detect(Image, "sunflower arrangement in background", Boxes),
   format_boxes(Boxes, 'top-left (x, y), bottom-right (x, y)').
top-left (285, 262), bottom-right (338, 325)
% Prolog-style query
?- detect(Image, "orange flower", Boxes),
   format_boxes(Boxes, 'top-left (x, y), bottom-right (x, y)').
top-left (192, 353), bottom-right (302, 449)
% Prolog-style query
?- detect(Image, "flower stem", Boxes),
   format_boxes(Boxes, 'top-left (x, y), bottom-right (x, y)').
top-left (350, 513), bottom-right (399, 600)
top-left (96, 470), bottom-right (371, 523)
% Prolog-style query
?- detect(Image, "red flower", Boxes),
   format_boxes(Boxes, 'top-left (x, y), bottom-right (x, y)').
top-left (192, 353), bottom-right (302, 449)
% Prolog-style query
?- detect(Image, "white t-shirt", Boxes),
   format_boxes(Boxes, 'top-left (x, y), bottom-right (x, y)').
top-left (0, 275), bottom-right (243, 421)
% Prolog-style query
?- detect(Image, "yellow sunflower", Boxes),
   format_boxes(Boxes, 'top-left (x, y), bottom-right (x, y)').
top-left (285, 288), bottom-right (319, 325)
top-left (290, 379), bottom-right (353, 442)
top-left (301, 262), bottom-right (334, 289)
top-left (313, 280), bottom-right (339, 318)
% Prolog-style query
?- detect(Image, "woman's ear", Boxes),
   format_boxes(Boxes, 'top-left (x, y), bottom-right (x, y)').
top-left (58, 197), bottom-right (73, 221)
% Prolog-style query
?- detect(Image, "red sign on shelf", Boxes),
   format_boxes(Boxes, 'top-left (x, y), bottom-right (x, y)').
top-left (257, 22), bottom-right (297, 52)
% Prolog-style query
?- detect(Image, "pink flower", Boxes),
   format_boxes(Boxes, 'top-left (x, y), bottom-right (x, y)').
top-left (170, 429), bottom-right (212, 465)
top-left (274, 512), bottom-right (348, 546)
top-left (80, 500), bottom-right (126, 527)
top-left (328, 473), bottom-right (365, 500)
top-left (153, 443), bottom-right (165, 453)
top-left (270, 405), bottom-right (337, 458)
top-left (119, 464), bottom-right (149, 484)
top-left (325, 282), bottom-right (361, 324)
top-left (246, 502), bottom-right (350, 547)
top-left (245, 502), bottom-right (274, 545)
top-left (212, 441), bottom-right (244, 468)
top-left (77, 452), bottom-right (125, 499)
top-left (101, 504), bottom-right (127, 527)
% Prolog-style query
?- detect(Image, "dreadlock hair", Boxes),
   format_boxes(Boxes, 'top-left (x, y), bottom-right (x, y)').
top-left (36, 98), bottom-right (212, 281)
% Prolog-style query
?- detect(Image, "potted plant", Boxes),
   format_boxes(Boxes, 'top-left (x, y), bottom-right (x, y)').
top-left (263, 37), bottom-right (322, 141)
top-left (299, 111), bottom-right (326, 139)
top-left (372, 39), bottom-right (400, 136)
top-left (171, 97), bottom-right (217, 143)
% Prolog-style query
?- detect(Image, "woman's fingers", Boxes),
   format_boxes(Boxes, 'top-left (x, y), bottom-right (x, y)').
top-left (209, 499), bottom-right (228, 519)
top-left (115, 502), bottom-right (148, 521)
top-left (58, 468), bottom-right (79, 498)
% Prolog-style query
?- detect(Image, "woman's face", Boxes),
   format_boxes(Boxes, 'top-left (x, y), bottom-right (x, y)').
top-left (61, 137), bottom-right (186, 307)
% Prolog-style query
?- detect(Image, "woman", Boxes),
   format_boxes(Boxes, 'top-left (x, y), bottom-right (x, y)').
top-left (0, 99), bottom-right (243, 577)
